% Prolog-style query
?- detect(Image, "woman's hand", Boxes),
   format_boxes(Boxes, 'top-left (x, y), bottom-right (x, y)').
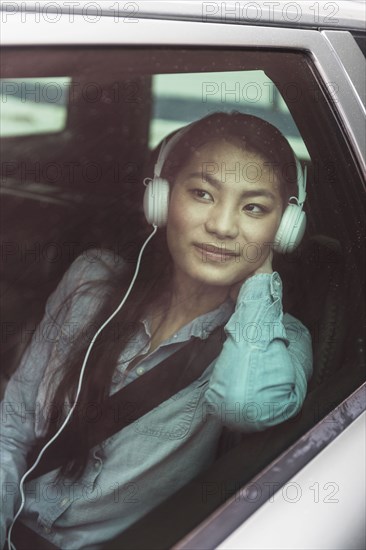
top-left (229, 248), bottom-right (274, 302)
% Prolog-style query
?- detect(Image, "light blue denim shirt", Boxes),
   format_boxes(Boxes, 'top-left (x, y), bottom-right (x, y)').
top-left (1, 249), bottom-right (312, 549)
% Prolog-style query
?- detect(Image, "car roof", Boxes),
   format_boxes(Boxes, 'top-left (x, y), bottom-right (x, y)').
top-left (2, 1), bottom-right (366, 31)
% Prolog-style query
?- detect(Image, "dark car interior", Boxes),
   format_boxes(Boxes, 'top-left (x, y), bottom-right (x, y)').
top-left (1, 46), bottom-right (365, 548)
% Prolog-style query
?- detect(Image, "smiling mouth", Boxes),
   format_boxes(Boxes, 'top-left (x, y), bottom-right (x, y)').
top-left (194, 243), bottom-right (240, 260)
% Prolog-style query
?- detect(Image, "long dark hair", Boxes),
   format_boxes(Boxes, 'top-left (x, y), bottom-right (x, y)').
top-left (41, 111), bottom-right (299, 479)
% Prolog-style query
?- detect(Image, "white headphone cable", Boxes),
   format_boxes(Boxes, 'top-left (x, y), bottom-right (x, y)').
top-left (7, 224), bottom-right (158, 550)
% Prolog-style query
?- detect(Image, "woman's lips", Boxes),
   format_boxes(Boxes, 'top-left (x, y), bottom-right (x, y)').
top-left (194, 243), bottom-right (240, 262)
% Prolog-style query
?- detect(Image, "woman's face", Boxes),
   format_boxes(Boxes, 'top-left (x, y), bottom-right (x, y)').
top-left (166, 138), bottom-right (284, 292)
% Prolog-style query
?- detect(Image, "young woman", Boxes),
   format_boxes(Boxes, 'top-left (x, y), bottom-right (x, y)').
top-left (1, 112), bottom-right (313, 549)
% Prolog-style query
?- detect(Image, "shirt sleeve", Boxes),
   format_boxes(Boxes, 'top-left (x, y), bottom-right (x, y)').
top-left (0, 249), bottom-right (127, 548)
top-left (204, 272), bottom-right (313, 432)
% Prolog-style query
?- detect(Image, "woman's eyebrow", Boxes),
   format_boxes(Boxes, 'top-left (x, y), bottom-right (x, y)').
top-left (187, 172), bottom-right (276, 201)
top-left (188, 172), bottom-right (221, 188)
top-left (240, 189), bottom-right (277, 201)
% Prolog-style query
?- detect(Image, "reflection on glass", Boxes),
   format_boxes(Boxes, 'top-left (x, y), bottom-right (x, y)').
top-left (0, 77), bottom-right (70, 137)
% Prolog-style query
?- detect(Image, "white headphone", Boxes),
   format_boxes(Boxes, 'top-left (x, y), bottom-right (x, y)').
top-left (143, 122), bottom-right (307, 254)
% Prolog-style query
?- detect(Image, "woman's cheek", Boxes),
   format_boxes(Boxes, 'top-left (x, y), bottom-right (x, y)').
top-left (237, 219), bottom-right (279, 265)
top-left (169, 194), bottom-right (201, 232)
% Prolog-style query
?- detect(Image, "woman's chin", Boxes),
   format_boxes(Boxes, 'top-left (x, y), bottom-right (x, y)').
top-left (184, 263), bottom-right (246, 290)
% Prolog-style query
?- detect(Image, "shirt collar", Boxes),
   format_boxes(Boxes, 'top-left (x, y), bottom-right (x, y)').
top-left (141, 297), bottom-right (234, 344)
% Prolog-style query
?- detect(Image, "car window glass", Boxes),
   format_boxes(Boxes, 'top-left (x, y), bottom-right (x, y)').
top-left (1, 46), bottom-right (364, 549)
top-left (352, 32), bottom-right (366, 57)
top-left (0, 77), bottom-right (70, 137)
top-left (151, 71), bottom-right (310, 160)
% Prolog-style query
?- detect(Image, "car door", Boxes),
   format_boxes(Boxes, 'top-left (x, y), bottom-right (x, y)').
top-left (1, 3), bottom-right (365, 549)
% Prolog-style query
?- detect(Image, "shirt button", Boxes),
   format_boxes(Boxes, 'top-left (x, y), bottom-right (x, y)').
top-left (173, 334), bottom-right (178, 339)
top-left (60, 498), bottom-right (69, 507)
top-left (94, 460), bottom-right (100, 469)
top-left (43, 526), bottom-right (51, 534)
top-left (136, 366), bottom-right (145, 376)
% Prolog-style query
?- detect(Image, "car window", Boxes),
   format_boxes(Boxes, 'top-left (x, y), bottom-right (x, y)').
top-left (0, 77), bottom-right (70, 138)
top-left (151, 71), bottom-right (310, 160)
top-left (352, 32), bottom-right (366, 57)
top-left (1, 43), bottom-right (365, 549)
top-left (1, 44), bottom-right (364, 413)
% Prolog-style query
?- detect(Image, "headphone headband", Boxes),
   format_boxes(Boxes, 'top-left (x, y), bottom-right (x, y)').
top-left (154, 123), bottom-right (193, 178)
top-left (294, 156), bottom-right (307, 206)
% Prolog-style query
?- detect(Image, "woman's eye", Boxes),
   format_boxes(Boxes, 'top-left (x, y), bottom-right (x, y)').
top-left (244, 203), bottom-right (267, 214)
top-left (191, 189), bottom-right (212, 201)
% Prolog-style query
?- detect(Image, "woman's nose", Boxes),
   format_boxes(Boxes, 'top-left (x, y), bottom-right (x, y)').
top-left (204, 203), bottom-right (239, 239)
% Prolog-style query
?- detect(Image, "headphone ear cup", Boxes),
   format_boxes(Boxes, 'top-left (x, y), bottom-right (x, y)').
top-left (143, 177), bottom-right (170, 227)
top-left (274, 204), bottom-right (306, 254)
